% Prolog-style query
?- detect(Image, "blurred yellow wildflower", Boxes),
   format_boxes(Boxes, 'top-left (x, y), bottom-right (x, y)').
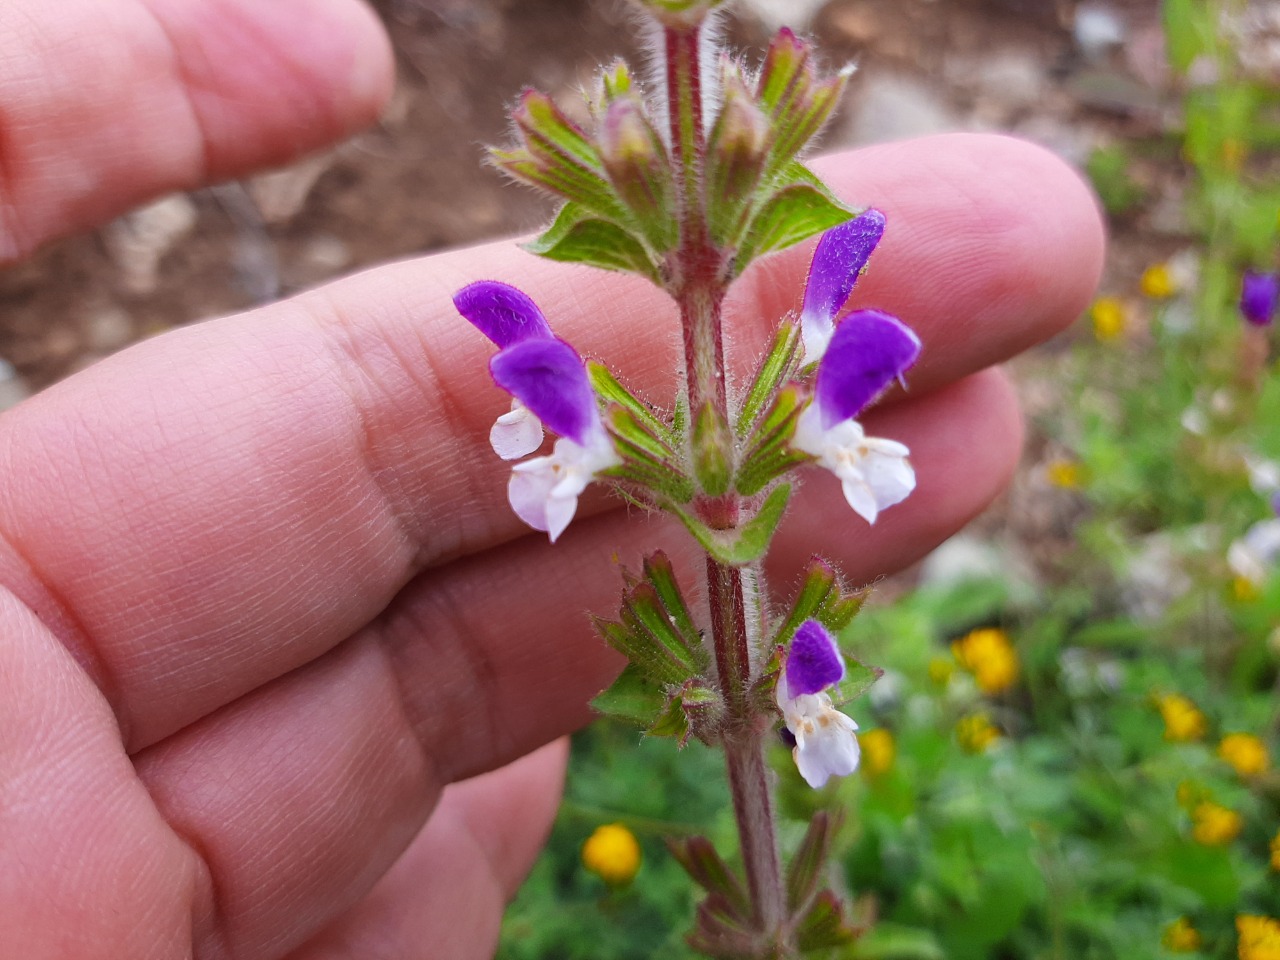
top-left (1141, 263), bottom-right (1178, 299)
top-left (1176, 779), bottom-right (1208, 811)
top-left (1222, 137), bottom-right (1248, 174)
top-left (952, 627), bottom-right (1019, 694)
top-left (860, 729), bottom-right (895, 777)
top-left (1162, 917), bottom-right (1203, 952)
top-left (1046, 458), bottom-right (1082, 489)
top-left (1192, 801), bottom-right (1242, 846)
top-left (582, 823), bottom-right (641, 886)
top-left (1271, 829), bottom-right (1280, 871)
top-left (1091, 296), bottom-right (1128, 341)
top-left (1237, 915), bottom-right (1280, 960)
top-left (1232, 575), bottom-right (1262, 603)
top-left (927, 656), bottom-right (955, 687)
top-left (956, 713), bottom-right (1001, 753)
top-left (1157, 694), bottom-right (1207, 742)
top-left (1218, 733), bottom-right (1270, 778)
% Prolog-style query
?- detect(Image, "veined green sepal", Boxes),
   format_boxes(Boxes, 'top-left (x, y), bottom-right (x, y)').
top-left (736, 320), bottom-right (802, 438)
top-left (736, 385), bottom-right (808, 496)
top-left (772, 556), bottom-right (869, 648)
top-left (692, 403), bottom-right (734, 496)
top-left (794, 889), bottom-right (862, 952)
top-left (787, 810), bottom-right (842, 913)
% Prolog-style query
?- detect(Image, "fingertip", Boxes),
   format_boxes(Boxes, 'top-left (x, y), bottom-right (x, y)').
top-left (156, 0), bottom-right (396, 172)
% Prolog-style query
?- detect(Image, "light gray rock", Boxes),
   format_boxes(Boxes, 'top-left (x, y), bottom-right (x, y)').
top-left (842, 73), bottom-right (963, 146)
top-left (104, 194), bottom-right (199, 295)
top-left (0, 359), bottom-right (30, 411)
top-left (735, 0), bottom-right (830, 32)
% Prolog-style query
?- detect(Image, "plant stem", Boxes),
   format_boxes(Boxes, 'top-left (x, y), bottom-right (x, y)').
top-left (665, 16), bottom-right (789, 953)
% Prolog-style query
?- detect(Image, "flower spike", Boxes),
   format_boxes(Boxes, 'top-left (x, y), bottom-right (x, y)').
top-left (800, 210), bottom-right (886, 362)
top-left (792, 310), bottom-right (920, 524)
top-left (454, 282), bottom-right (620, 541)
top-left (777, 619), bottom-right (860, 788)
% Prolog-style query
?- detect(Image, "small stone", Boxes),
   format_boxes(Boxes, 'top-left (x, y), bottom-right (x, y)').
top-left (842, 73), bottom-right (962, 147)
top-left (104, 194), bottom-right (199, 295)
top-left (85, 305), bottom-right (134, 353)
top-left (1074, 3), bottom-right (1126, 61)
top-left (248, 151), bottom-right (338, 224)
top-left (0, 359), bottom-right (29, 411)
top-left (736, 0), bottom-right (830, 33)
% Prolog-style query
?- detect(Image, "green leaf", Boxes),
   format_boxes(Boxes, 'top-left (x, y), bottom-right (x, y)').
top-left (524, 204), bottom-right (661, 284)
top-left (669, 484), bottom-right (792, 565)
top-left (735, 182), bottom-right (855, 274)
top-left (829, 656), bottom-right (882, 706)
top-left (591, 663), bottom-right (667, 726)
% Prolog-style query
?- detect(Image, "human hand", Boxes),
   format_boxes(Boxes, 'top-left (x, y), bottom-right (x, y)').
top-left (0, 3), bottom-right (1104, 958)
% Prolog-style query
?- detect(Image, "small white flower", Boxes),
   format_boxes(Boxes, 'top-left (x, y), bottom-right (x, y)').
top-left (791, 403), bottom-right (915, 524)
top-left (1228, 518), bottom-right (1280, 586)
top-left (776, 682), bottom-right (860, 789)
top-left (489, 399), bottom-right (544, 460)
top-left (508, 431), bottom-right (619, 542)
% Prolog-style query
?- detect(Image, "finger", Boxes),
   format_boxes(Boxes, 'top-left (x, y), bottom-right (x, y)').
top-left (284, 740), bottom-right (568, 960)
top-left (0, 0), bottom-right (393, 261)
top-left (0, 134), bottom-right (1103, 749)
top-left (128, 370), bottom-right (1016, 959)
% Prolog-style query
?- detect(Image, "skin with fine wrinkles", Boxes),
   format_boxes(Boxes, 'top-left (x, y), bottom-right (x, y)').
top-left (0, 1), bottom-right (1105, 957)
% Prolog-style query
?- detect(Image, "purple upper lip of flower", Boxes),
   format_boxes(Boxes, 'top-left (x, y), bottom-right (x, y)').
top-left (455, 280), bottom-right (600, 445)
top-left (801, 209), bottom-right (886, 333)
top-left (1241, 270), bottom-right (1279, 327)
top-left (785, 619), bottom-right (846, 697)
top-left (454, 280), bottom-right (555, 347)
top-left (814, 309), bottom-right (921, 428)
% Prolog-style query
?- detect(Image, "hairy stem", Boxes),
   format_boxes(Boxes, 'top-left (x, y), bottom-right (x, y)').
top-left (665, 14), bottom-right (789, 953)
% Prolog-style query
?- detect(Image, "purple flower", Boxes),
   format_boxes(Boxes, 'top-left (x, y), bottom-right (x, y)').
top-left (454, 281), bottom-right (618, 541)
top-left (777, 619), bottom-right (860, 788)
top-left (792, 310), bottom-right (921, 524)
top-left (1240, 270), bottom-right (1279, 327)
top-left (800, 209), bottom-right (886, 361)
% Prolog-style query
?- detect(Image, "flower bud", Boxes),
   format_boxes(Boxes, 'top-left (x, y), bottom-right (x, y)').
top-left (705, 77), bottom-right (771, 245)
top-left (599, 97), bottom-right (677, 251)
top-left (757, 28), bottom-right (850, 170)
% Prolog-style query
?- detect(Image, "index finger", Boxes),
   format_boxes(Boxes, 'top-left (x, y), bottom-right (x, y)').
top-left (0, 134), bottom-right (1104, 750)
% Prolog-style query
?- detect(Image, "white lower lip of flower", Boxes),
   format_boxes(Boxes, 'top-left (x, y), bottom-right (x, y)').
top-left (490, 400), bottom-right (545, 460)
top-left (1228, 518), bottom-right (1280, 584)
top-left (778, 688), bottom-right (860, 789)
top-left (508, 432), bottom-right (619, 542)
top-left (791, 404), bottom-right (915, 524)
